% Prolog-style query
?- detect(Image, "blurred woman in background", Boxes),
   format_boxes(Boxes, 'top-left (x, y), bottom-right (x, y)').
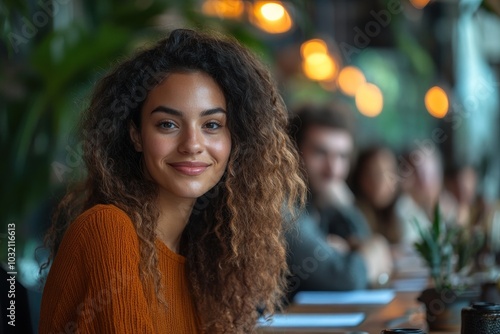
top-left (394, 145), bottom-right (446, 245)
top-left (349, 145), bottom-right (403, 244)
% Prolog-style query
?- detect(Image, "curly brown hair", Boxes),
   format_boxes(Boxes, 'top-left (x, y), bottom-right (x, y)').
top-left (42, 28), bottom-right (306, 332)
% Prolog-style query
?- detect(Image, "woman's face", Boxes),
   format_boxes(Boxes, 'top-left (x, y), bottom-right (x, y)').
top-left (359, 149), bottom-right (398, 208)
top-left (130, 71), bottom-right (231, 200)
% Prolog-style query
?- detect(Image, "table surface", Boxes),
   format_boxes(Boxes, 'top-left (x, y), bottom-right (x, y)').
top-left (256, 250), bottom-right (469, 334)
top-left (257, 290), bottom-right (460, 334)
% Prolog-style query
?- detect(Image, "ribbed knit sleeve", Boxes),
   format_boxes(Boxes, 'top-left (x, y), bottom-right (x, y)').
top-left (39, 204), bottom-right (200, 334)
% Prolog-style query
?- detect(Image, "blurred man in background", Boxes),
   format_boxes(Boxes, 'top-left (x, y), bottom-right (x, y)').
top-left (286, 103), bottom-right (393, 297)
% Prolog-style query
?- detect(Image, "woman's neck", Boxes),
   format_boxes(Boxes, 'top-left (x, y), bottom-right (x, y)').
top-left (155, 189), bottom-right (196, 254)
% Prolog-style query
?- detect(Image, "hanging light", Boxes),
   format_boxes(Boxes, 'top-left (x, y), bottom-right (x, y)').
top-left (202, 0), bottom-right (245, 19)
top-left (355, 83), bottom-right (384, 117)
top-left (300, 38), bottom-right (338, 82)
top-left (425, 86), bottom-right (449, 118)
top-left (409, 0), bottom-right (431, 9)
top-left (250, 1), bottom-right (293, 34)
top-left (302, 53), bottom-right (338, 82)
top-left (300, 39), bottom-right (328, 58)
top-left (338, 66), bottom-right (366, 96)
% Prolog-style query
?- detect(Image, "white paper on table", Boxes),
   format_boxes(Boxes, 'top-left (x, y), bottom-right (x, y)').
top-left (391, 277), bottom-right (428, 292)
top-left (293, 289), bottom-right (395, 305)
top-left (257, 313), bottom-right (365, 328)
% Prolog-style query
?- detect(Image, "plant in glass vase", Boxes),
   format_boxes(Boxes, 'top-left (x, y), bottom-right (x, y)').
top-left (413, 204), bottom-right (484, 331)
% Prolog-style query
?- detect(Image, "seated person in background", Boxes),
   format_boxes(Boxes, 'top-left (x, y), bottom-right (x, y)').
top-left (286, 104), bottom-right (393, 297)
top-left (394, 145), bottom-right (445, 246)
top-left (442, 162), bottom-right (484, 228)
top-left (349, 145), bottom-right (403, 244)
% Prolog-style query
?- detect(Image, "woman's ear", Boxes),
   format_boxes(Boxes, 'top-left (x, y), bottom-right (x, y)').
top-left (129, 122), bottom-right (143, 152)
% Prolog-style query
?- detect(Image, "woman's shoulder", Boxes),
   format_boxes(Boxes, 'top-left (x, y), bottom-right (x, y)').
top-left (76, 203), bottom-right (131, 223)
top-left (64, 204), bottom-right (137, 246)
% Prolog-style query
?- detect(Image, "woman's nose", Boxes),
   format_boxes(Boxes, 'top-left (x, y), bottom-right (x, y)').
top-left (178, 127), bottom-right (203, 155)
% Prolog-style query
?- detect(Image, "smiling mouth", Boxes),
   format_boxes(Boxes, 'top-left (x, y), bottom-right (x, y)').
top-left (169, 162), bottom-right (210, 176)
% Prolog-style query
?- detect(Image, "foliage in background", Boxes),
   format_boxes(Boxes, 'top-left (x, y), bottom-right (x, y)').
top-left (413, 204), bottom-right (484, 291)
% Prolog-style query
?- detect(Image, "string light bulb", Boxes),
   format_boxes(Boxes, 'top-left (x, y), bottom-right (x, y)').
top-left (338, 66), bottom-right (366, 96)
top-left (250, 1), bottom-right (292, 34)
top-left (425, 86), bottom-right (449, 118)
top-left (355, 83), bottom-right (384, 117)
top-left (202, 0), bottom-right (244, 19)
top-left (410, 0), bottom-right (431, 9)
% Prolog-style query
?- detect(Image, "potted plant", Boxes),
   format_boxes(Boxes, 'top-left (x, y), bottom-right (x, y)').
top-left (413, 204), bottom-right (484, 331)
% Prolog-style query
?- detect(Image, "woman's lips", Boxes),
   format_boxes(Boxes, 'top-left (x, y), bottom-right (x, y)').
top-left (169, 162), bottom-right (210, 176)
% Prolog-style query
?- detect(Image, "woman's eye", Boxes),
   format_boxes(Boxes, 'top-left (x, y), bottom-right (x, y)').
top-left (158, 121), bottom-right (176, 129)
top-left (205, 121), bottom-right (222, 130)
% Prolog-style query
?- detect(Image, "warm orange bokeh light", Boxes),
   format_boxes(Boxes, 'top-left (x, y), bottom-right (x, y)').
top-left (300, 39), bottom-right (328, 58)
top-left (202, 0), bottom-right (244, 19)
top-left (251, 1), bottom-right (292, 33)
top-left (425, 86), bottom-right (449, 118)
top-left (410, 0), bottom-right (431, 9)
top-left (260, 2), bottom-right (285, 21)
top-left (338, 66), bottom-right (366, 96)
top-left (355, 83), bottom-right (384, 117)
top-left (302, 53), bottom-right (337, 81)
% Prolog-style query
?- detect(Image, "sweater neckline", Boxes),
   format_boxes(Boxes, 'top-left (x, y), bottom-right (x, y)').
top-left (155, 239), bottom-right (186, 264)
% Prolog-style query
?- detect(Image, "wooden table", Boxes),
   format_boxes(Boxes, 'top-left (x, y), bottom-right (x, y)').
top-left (258, 251), bottom-right (466, 333)
top-left (257, 291), bottom-right (460, 334)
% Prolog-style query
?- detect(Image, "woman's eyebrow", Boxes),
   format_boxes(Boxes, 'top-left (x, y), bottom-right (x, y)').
top-left (151, 106), bottom-right (182, 116)
top-left (200, 108), bottom-right (226, 117)
top-left (151, 106), bottom-right (227, 117)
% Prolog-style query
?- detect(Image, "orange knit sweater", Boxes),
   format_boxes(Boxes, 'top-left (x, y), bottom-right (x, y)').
top-left (39, 204), bottom-right (200, 333)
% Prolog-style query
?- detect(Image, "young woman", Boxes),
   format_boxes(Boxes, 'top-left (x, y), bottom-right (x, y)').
top-left (39, 28), bottom-right (306, 333)
top-left (349, 145), bottom-right (402, 244)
